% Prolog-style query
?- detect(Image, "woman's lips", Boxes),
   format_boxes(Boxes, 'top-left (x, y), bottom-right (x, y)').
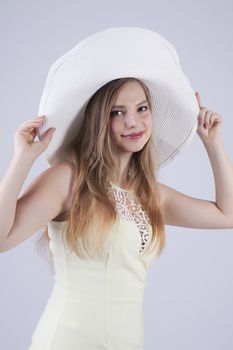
top-left (122, 131), bottom-right (144, 139)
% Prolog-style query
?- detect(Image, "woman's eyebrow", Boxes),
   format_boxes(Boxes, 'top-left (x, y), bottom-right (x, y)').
top-left (111, 100), bottom-right (148, 108)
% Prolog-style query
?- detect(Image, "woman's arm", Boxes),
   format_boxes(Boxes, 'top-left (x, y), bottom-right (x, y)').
top-left (205, 139), bottom-right (233, 217)
top-left (158, 91), bottom-right (233, 229)
top-left (0, 115), bottom-right (61, 252)
top-left (0, 154), bottom-right (35, 239)
top-left (158, 141), bottom-right (233, 229)
top-left (0, 159), bottom-right (73, 253)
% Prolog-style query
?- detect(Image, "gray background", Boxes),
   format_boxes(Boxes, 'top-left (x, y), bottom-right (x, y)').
top-left (0, 0), bottom-right (233, 349)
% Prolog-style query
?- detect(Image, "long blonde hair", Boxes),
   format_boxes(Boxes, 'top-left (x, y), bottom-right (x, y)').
top-left (37, 77), bottom-right (165, 262)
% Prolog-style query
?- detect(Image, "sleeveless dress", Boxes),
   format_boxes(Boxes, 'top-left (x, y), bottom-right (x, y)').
top-left (28, 182), bottom-right (158, 350)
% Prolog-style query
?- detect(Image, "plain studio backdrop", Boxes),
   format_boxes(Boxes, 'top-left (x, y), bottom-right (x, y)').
top-left (0, 0), bottom-right (233, 349)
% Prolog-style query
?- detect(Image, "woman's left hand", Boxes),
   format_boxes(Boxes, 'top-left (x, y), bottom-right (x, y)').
top-left (195, 91), bottom-right (223, 144)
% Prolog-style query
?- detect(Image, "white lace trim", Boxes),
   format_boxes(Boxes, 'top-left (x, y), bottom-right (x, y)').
top-left (109, 183), bottom-right (151, 253)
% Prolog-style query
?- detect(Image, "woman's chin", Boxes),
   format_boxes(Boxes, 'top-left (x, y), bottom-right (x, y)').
top-left (119, 143), bottom-right (147, 153)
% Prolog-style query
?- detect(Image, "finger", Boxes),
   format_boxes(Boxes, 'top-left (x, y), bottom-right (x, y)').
top-left (210, 114), bottom-right (223, 125)
top-left (195, 91), bottom-right (202, 108)
top-left (23, 119), bottom-right (44, 125)
top-left (203, 111), bottom-right (213, 128)
top-left (39, 128), bottom-right (56, 146)
top-left (197, 106), bottom-right (207, 120)
top-left (28, 127), bottom-right (36, 134)
top-left (21, 118), bottom-right (44, 126)
top-left (209, 115), bottom-right (214, 127)
top-left (33, 115), bottom-right (45, 120)
top-left (19, 121), bottom-right (43, 129)
top-left (197, 107), bottom-right (207, 126)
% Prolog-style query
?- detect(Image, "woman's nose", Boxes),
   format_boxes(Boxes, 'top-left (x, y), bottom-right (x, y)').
top-left (124, 113), bottom-right (137, 127)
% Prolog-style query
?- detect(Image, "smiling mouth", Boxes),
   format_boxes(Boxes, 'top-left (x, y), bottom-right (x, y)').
top-left (122, 131), bottom-right (145, 137)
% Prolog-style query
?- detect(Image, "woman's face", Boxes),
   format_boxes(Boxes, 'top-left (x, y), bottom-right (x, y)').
top-left (109, 81), bottom-right (153, 156)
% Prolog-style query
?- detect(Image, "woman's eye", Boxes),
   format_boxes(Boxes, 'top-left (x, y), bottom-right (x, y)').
top-left (110, 106), bottom-right (148, 117)
top-left (140, 106), bottom-right (148, 112)
top-left (110, 110), bottom-right (123, 117)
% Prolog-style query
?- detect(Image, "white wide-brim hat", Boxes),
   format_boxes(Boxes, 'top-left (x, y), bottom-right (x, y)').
top-left (37, 26), bottom-right (199, 169)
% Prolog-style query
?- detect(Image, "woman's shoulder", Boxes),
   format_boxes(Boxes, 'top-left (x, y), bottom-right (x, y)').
top-left (51, 161), bottom-right (76, 188)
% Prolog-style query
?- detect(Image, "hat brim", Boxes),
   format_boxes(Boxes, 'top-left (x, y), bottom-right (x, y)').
top-left (37, 26), bottom-right (199, 169)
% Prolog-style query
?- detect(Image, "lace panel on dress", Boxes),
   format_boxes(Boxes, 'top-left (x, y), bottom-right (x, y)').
top-left (109, 184), bottom-right (151, 253)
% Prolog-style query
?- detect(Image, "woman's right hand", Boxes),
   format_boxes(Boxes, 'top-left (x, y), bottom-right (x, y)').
top-left (14, 116), bottom-right (56, 160)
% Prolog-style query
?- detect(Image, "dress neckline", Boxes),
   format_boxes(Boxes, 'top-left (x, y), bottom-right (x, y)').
top-left (110, 181), bottom-right (131, 192)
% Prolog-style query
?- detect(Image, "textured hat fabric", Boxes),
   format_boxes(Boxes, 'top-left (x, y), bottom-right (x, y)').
top-left (37, 26), bottom-right (199, 169)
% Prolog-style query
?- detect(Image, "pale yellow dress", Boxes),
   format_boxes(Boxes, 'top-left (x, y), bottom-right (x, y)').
top-left (28, 182), bottom-right (158, 350)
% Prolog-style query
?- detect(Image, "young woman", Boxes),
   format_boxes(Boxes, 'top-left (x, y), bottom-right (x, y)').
top-left (0, 28), bottom-right (232, 350)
